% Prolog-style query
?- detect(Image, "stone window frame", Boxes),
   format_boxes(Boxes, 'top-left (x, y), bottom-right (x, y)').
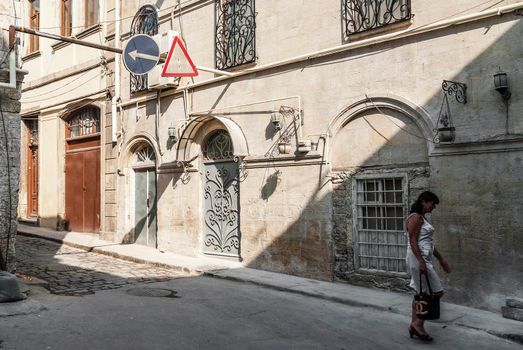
top-left (351, 172), bottom-right (409, 275)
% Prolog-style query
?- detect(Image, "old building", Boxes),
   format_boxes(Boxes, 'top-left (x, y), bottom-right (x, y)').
top-left (1, 2), bottom-right (27, 272)
top-left (18, 0), bottom-right (106, 233)
top-left (18, 0), bottom-right (523, 312)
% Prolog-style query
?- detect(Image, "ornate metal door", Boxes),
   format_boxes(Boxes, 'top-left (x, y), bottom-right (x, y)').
top-left (203, 161), bottom-right (240, 257)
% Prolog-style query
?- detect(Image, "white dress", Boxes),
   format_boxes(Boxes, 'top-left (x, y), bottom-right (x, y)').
top-left (405, 213), bottom-right (443, 293)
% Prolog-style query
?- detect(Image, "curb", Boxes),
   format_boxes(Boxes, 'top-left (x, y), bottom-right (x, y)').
top-left (203, 270), bottom-right (391, 311)
top-left (17, 230), bottom-right (523, 346)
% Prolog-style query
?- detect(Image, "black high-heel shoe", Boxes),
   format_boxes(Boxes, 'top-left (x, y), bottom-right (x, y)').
top-left (409, 326), bottom-right (433, 342)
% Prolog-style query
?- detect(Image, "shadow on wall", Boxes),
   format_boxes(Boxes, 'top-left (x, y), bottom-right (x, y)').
top-left (240, 16), bottom-right (523, 311)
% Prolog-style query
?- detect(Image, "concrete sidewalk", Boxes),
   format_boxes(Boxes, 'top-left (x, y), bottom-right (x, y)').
top-left (15, 223), bottom-right (523, 345)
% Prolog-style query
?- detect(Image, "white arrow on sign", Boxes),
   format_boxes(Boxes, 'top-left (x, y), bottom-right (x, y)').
top-left (128, 50), bottom-right (158, 61)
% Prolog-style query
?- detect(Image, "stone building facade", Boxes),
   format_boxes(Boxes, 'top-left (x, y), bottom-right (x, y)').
top-left (1, 2), bottom-right (26, 272)
top-left (19, 0), bottom-right (523, 312)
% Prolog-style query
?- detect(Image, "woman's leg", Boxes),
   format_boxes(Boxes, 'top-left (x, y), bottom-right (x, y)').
top-left (411, 299), bottom-right (426, 333)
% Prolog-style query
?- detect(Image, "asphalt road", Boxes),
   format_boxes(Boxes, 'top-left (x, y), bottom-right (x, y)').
top-left (0, 237), bottom-right (520, 349)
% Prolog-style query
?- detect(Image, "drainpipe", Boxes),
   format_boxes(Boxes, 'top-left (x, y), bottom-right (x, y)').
top-left (0, 50), bottom-right (17, 90)
top-left (0, 28), bottom-right (18, 90)
top-left (111, 0), bottom-right (121, 143)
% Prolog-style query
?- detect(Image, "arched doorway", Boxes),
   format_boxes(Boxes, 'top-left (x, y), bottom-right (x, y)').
top-left (201, 130), bottom-right (241, 257)
top-left (64, 106), bottom-right (101, 232)
top-left (131, 144), bottom-right (157, 247)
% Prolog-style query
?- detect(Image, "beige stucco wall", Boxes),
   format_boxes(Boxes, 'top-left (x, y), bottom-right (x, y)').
top-left (18, 0), bottom-right (523, 311)
top-left (19, 0), bottom-right (108, 230)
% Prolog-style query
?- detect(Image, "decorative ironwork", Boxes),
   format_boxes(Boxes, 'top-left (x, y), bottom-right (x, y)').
top-left (343, 0), bottom-right (412, 37)
top-left (442, 80), bottom-right (467, 104)
top-left (133, 145), bottom-right (156, 166)
top-left (203, 163), bottom-right (240, 256)
top-left (204, 130), bottom-right (234, 160)
top-left (130, 5), bottom-right (159, 94)
top-left (215, 0), bottom-right (256, 70)
top-left (26, 119), bottom-right (39, 147)
top-left (67, 107), bottom-right (100, 138)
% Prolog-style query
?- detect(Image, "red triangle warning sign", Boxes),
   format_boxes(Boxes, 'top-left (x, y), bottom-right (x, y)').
top-left (161, 36), bottom-right (198, 77)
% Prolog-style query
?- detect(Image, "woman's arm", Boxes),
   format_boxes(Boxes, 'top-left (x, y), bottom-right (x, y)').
top-left (407, 214), bottom-right (427, 273)
top-left (433, 248), bottom-right (451, 273)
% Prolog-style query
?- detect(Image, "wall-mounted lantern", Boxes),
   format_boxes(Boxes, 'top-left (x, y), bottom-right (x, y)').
top-left (168, 126), bottom-right (178, 143)
top-left (271, 110), bottom-right (282, 130)
top-left (493, 70), bottom-right (511, 101)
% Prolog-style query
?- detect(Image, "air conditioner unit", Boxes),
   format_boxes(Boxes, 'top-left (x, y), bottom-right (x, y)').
top-left (153, 30), bottom-right (180, 59)
top-left (147, 63), bottom-right (179, 90)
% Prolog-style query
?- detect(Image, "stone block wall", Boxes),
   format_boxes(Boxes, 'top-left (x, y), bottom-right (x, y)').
top-left (0, 31), bottom-right (24, 271)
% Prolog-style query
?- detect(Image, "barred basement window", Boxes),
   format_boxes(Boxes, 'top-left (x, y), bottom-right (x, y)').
top-left (215, 0), bottom-right (256, 70)
top-left (67, 107), bottom-right (100, 138)
top-left (353, 175), bottom-right (407, 274)
top-left (130, 5), bottom-right (159, 94)
top-left (343, 0), bottom-right (412, 37)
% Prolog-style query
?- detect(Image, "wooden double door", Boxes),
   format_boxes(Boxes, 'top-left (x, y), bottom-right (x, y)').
top-left (65, 137), bottom-right (100, 232)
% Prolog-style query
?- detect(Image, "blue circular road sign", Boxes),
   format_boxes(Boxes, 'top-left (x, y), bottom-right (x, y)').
top-left (123, 34), bottom-right (160, 75)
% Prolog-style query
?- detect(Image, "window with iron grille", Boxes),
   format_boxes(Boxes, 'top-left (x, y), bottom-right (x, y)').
top-left (130, 5), bottom-right (159, 94)
top-left (215, 0), bottom-right (256, 70)
top-left (66, 107), bottom-right (100, 138)
top-left (204, 130), bottom-right (234, 160)
top-left (343, 0), bottom-right (412, 37)
top-left (353, 175), bottom-right (407, 274)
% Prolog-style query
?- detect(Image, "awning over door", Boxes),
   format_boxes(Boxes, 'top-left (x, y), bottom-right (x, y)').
top-left (176, 115), bottom-right (249, 161)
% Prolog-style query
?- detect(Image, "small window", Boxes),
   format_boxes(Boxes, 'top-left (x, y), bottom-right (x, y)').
top-left (354, 175), bottom-right (407, 273)
top-left (61, 0), bottom-right (73, 37)
top-left (204, 130), bottom-right (233, 160)
top-left (132, 145), bottom-right (156, 168)
top-left (215, 0), bottom-right (256, 70)
top-left (85, 0), bottom-right (99, 28)
top-left (28, 0), bottom-right (40, 52)
top-left (67, 107), bottom-right (100, 139)
top-left (343, 0), bottom-right (412, 37)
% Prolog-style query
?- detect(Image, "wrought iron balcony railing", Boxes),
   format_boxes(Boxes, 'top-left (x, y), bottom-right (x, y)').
top-left (215, 0), bottom-right (256, 70)
top-left (343, 0), bottom-right (412, 37)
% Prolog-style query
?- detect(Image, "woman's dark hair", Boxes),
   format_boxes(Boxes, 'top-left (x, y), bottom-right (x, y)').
top-left (410, 191), bottom-right (440, 214)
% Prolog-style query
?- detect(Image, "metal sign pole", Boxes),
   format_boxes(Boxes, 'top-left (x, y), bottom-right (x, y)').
top-left (9, 25), bottom-right (123, 54)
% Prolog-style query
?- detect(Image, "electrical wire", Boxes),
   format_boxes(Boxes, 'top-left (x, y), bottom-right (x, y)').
top-left (364, 94), bottom-right (436, 144)
top-left (20, 72), bottom-right (104, 103)
top-left (20, 69), bottom-right (92, 99)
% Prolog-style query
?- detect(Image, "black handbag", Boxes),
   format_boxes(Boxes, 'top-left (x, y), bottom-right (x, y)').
top-left (414, 272), bottom-right (440, 320)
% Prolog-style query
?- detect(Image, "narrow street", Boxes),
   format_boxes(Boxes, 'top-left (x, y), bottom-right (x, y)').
top-left (0, 236), bottom-right (519, 350)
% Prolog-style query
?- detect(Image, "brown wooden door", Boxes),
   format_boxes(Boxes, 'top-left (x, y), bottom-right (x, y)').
top-left (24, 119), bottom-right (39, 218)
top-left (27, 146), bottom-right (39, 217)
top-left (65, 139), bottom-right (100, 232)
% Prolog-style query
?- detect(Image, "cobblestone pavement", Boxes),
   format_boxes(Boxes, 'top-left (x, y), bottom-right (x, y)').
top-left (15, 235), bottom-right (188, 296)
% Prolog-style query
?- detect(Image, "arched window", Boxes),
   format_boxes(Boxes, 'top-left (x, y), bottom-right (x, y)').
top-left (204, 130), bottom-right (233, 160)
top-left (66, 106), bottom-right (100, 138)
top-left (132, 144), bottom-right (156, 168)
top-left (130, 5), bottom-right (159, 94)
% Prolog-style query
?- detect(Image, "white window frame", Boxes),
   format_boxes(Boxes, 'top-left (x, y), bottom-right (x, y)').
top-left (352, 172), bottom-right (408, 276)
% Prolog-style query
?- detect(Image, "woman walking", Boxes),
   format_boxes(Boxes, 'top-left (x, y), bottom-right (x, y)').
top-left (406, 191), bottom-right (451, 342)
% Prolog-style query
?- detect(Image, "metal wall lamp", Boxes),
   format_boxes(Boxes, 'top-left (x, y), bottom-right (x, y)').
top-left (168, 126), bottom-right (178, 143)
top-left (494, 70), bottom-right (511, 101)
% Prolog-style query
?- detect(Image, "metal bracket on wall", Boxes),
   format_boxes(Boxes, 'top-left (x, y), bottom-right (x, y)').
top-left (442, 80), bottom-right (467, 104)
